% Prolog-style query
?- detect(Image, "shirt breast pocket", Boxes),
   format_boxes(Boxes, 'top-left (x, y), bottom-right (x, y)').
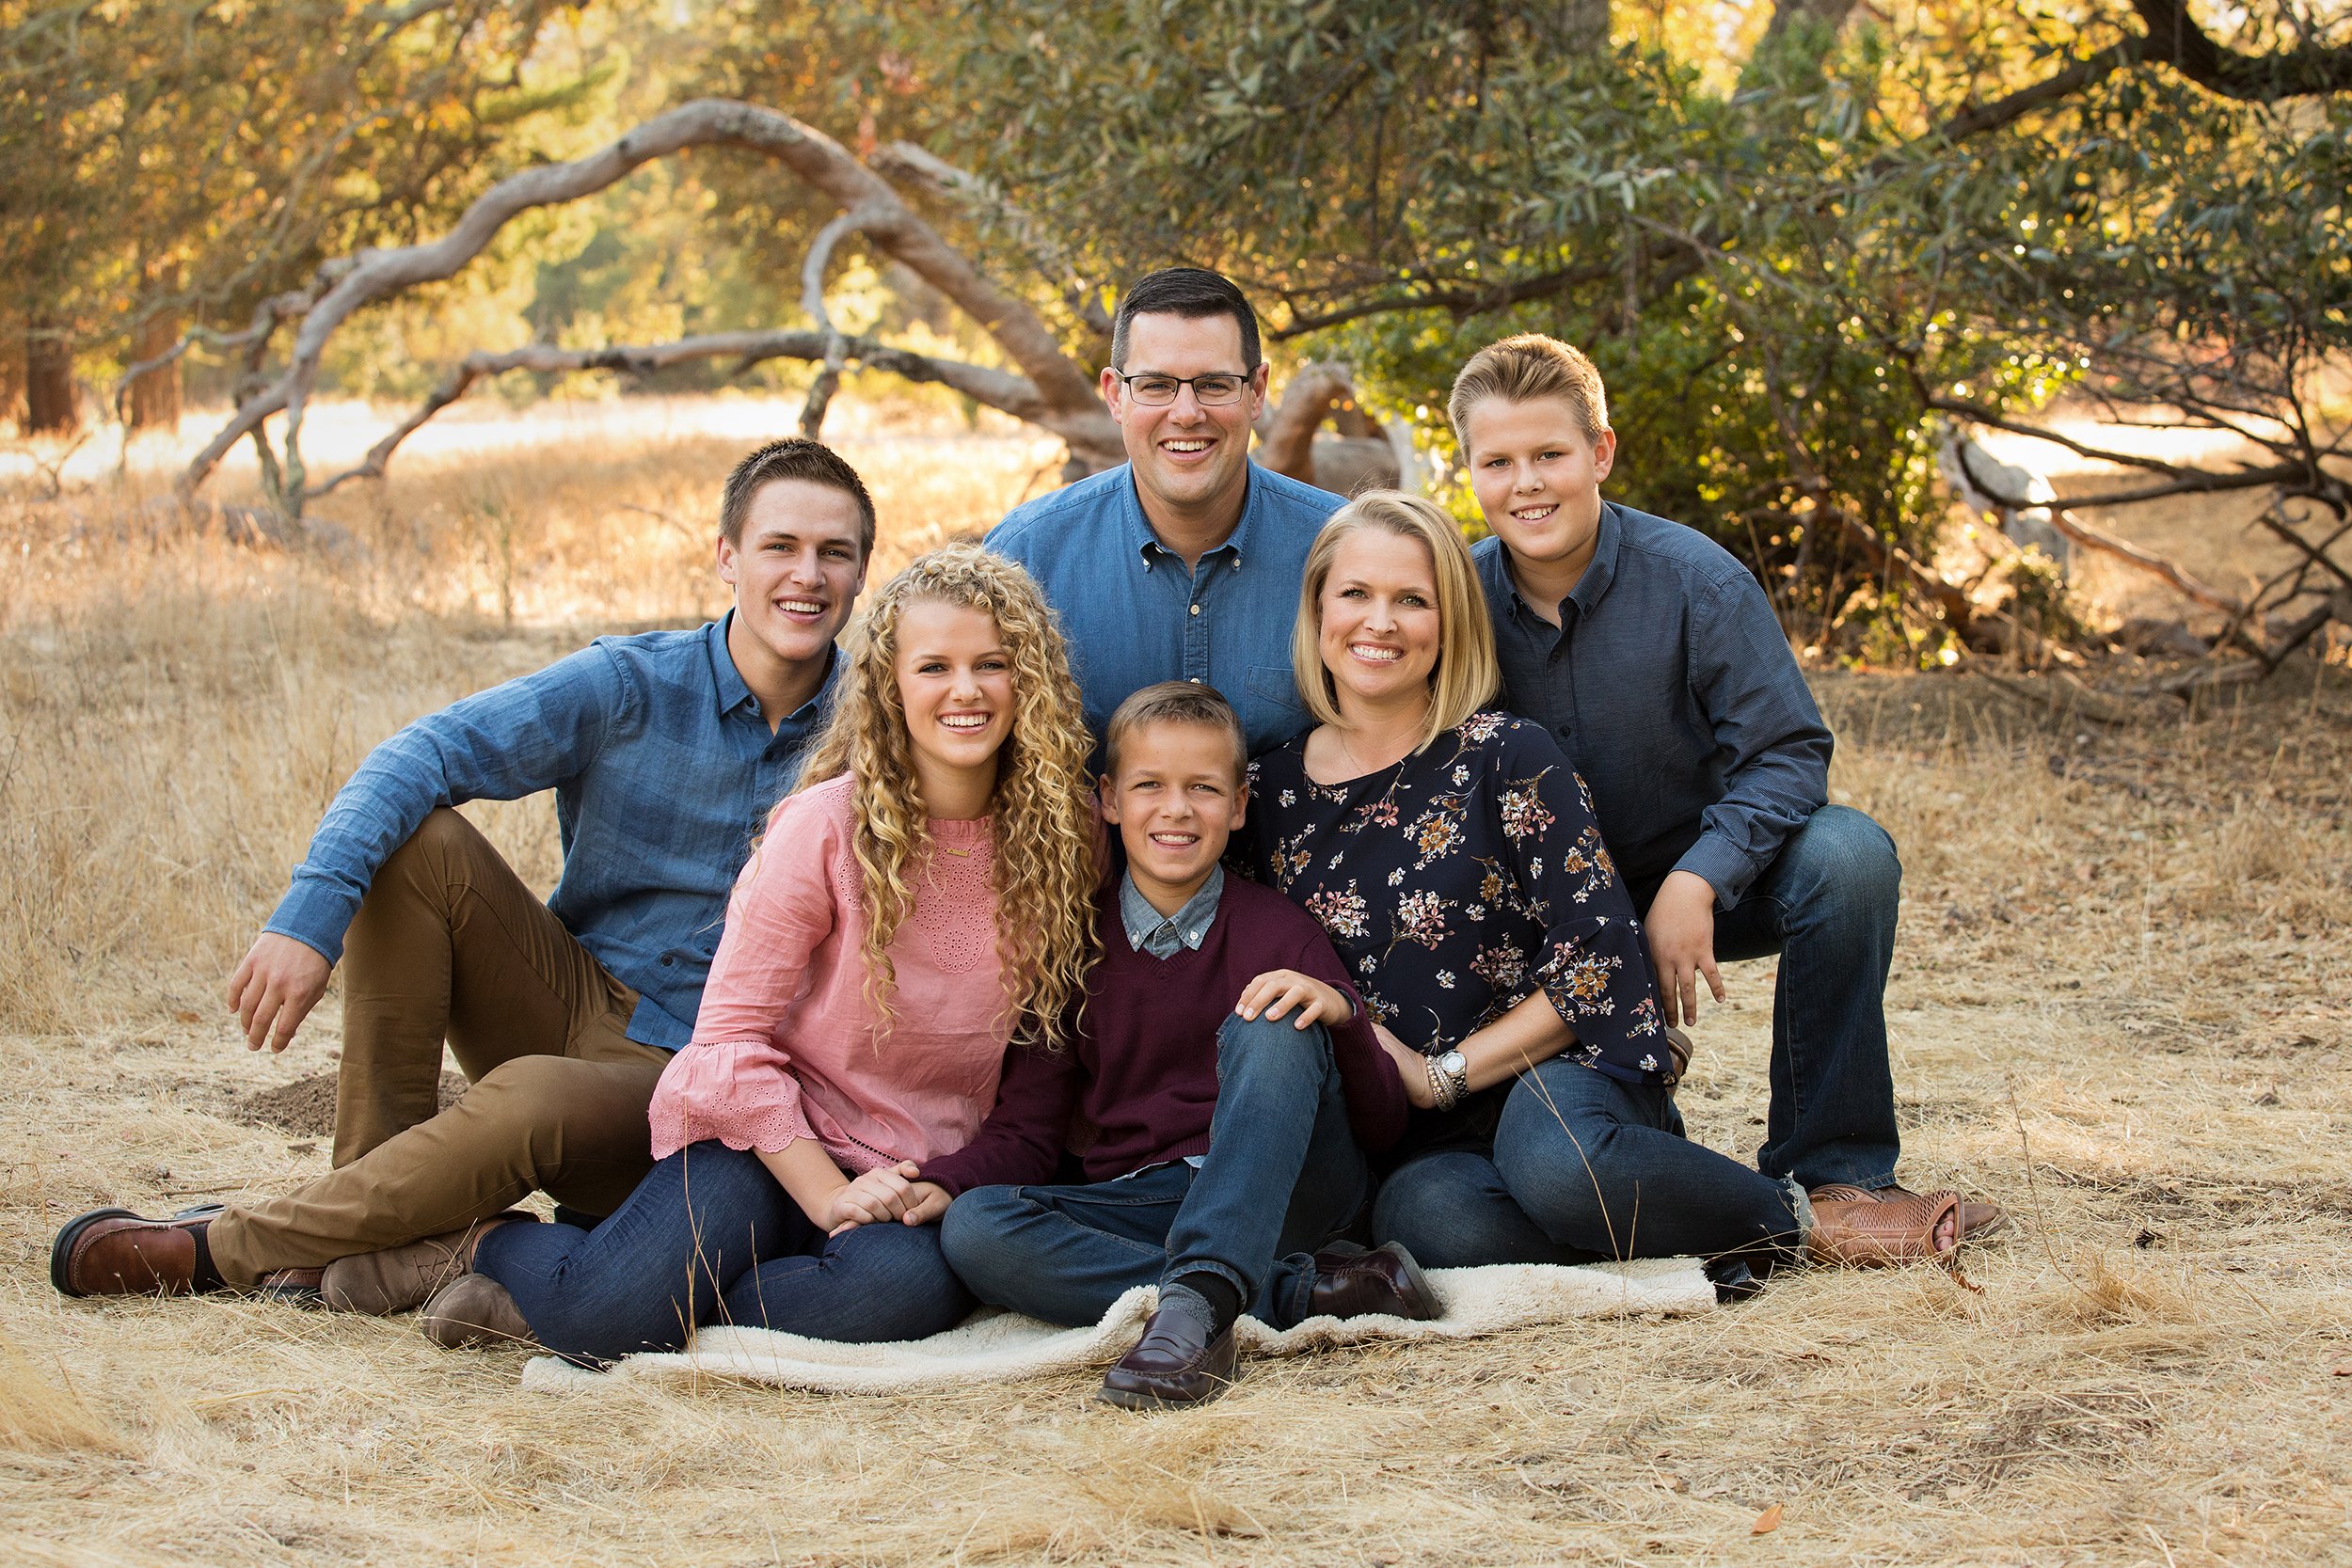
top-left (1240, 663), bottom-right (1310, 750)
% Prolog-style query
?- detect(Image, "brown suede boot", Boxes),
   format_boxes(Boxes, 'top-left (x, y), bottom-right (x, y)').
top-left (419, 1274), bottom-right (539, 1351)
top-left (321, 1212), bottom-right (532, 1316)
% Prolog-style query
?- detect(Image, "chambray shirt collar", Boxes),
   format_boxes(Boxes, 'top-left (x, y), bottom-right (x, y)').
top-left (1120, 864), bottom-right (1224, 958)
top-left (1485, 501), bottom-right (1628, 628)
top-left (706, 612), bottom-right (840, 726)
top-left (1125, 468), bottom-right (1257, 573)
top-left (707, 613), bottom-right (756, 718)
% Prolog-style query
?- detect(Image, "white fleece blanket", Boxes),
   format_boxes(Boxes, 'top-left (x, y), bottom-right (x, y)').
top-left (519, 1257), bottom-right (1714, 1396)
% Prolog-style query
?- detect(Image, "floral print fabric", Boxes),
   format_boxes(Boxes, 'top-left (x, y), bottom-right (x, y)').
top-left (1248, 711), bottom-right (1669, 1085)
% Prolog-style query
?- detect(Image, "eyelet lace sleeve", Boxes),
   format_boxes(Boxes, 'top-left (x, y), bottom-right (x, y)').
top-left (647, 1037), bottom-right (818, 1158)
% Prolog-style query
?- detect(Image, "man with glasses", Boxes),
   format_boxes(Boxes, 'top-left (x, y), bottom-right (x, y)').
top-left (988, 266), bottom-right (1343, 757)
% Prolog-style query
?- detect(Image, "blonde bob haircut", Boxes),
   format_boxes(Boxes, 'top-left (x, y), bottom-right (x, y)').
top-left (1290, 489), bottom-right (1501, 754)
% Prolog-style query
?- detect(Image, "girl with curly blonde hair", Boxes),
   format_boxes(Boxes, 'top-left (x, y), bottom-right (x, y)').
top-left (461, 544), bottom-right (1101, 1364)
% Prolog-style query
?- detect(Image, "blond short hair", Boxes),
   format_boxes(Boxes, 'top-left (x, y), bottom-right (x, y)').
top-left (1104, 681), bottom-right (1248, 784)
top-left (1290, 490), bottom-right (1501, 753)
top-left (1447, 333), bottom-right (1611, 451)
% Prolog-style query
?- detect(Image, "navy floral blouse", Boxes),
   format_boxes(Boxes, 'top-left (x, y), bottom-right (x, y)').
top-left (1247, 711), bottom-right (1669, 1085)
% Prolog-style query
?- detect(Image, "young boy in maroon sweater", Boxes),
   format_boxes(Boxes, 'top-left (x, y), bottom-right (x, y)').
top-left (929, 684), bottom-right (1439, 1410)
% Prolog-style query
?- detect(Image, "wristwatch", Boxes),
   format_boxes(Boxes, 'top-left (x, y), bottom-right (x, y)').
top-left (1435, 1049), bottom-right (1470, 1107)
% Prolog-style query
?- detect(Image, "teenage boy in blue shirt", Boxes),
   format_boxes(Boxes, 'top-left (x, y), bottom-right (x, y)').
top-left (53, 438), bottom-right (875, 1307)
top-left (988, 267), bottom-right (1343, 757)
top-left (1451, 334), bottom-right (1999, 1238)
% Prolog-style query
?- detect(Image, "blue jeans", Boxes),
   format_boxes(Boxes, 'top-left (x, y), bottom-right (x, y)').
top-left (1374, 1055), bottom-right (1803, 1269)
top-left (940, 1012), bottom-right (1369, 1329)
top-left (475, 1140), bottom-right (973, 1367)
top-left (1638, 803), bottom-right (1903, 1191)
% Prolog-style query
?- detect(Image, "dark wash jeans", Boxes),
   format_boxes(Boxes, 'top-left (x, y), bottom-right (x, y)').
top-left (475, 1140), bottom-right (973, 1368)
top-left (940, 1011), bottom-right (1370, 1329)
top-left (1373, 1055), bottom-right (1803, 1270)
top-left (1634, 803), bottom-right (1904, 1192)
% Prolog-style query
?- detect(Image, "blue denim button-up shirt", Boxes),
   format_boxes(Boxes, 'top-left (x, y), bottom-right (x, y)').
top-left (986, 462), bottom-right (1342, 757)
top-left (1472, 503), bottom-right (1831, 909)
top-left (264, 616), bottom-right (836, 1050)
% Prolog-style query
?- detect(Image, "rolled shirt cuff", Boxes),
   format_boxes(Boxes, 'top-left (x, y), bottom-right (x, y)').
top-left (1668, 833), bottom-right (1763, 912)
top-left (262, 875), bottom-right (362, 967)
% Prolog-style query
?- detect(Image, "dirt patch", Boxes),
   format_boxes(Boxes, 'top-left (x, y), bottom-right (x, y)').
top-left (230, 1070), bottom-right (468, 1138)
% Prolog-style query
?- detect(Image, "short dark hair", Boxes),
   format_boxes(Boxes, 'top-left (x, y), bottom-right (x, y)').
top-left (718, 437), bottom-right (877, 554)
top-left (1109, 267), bottom-right (1262, 373)
top-left (1103, 681), bottom-right (1248, 784)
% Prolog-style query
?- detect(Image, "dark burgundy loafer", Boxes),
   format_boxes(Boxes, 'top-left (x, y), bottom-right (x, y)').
top-left (1097, 1287), bottom-right (1237, 1411)
top-left (1307, 1241), bottom-right (1442, 1322)
top-left (51, 1207), bottom-right (220, 1298)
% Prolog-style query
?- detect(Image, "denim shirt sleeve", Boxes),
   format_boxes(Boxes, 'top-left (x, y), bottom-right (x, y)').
top-left (262, 643), bottom-right (635, 964)
top-left (1673, 571), bottom-right (1833, 909)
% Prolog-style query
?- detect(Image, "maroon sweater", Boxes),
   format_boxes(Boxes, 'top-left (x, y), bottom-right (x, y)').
top-left (922, 876), bottom-right (1408, 1196)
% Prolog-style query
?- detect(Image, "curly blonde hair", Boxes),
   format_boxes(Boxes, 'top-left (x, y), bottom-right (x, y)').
top-left (794, 542), bottom-right (1099, 1047)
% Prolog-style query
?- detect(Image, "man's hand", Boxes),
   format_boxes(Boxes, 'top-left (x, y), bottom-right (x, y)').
top-left (1645, 870), bottom-right (1725, 1029)
top-left (225, 932), bottom-right (333, 1053)
top-left (824, 1161), bottom-right (949, 1235)
top-left (1235, 969), bottom-right (1351, 1030)
top-left (1374, 1022), bottom-right (1438, 1111)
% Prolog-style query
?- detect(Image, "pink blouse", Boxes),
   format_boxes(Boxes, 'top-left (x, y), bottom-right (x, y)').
top-left (646, 772), bottom-right (1010, 1174)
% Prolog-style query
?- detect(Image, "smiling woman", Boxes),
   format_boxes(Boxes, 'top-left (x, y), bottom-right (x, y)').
top-left (1248, 490), bottom-right (1866, 1281)
top-left (453, 544), bottom-right (1105, 1367)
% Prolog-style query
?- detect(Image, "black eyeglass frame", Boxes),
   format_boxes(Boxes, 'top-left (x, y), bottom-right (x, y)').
top-left (1107, 368), bottom-right (1258, 406)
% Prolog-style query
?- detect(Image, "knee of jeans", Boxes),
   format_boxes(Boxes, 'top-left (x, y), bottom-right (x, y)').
top-left (1787, 806), bottom-right (1901, 917)
top-left (1371, 1159), bottom-right (1485, 1259)
top-left (1216, 1009), bottom-right (1331, 1069)
top-left (1491, 1099), bottom-right (1635, 1238)
top-left (938, 1187), bottom-right (1025, 1283)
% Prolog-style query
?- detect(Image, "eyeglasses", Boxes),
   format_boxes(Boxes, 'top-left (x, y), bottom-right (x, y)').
top-left (1110, 370), bottom-right (1253, 406)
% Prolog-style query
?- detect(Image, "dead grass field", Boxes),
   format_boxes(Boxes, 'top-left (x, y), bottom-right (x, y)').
top-left (3, 403), bottom-right (2349, 1566)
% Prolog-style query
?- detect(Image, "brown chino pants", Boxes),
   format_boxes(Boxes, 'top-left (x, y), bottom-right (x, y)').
top-left (206, 809), bottom-right (669, 1286)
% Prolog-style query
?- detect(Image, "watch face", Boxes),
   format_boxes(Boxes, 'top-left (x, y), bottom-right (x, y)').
top-left (1438, 1051), bottom-right (1467, 1076)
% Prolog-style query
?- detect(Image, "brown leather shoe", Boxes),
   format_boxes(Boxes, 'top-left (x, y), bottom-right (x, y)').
top-left (322, 1212), bottom-right (532, 1316)
top-left (1878, 1183), bottom-right (2007, 1242)
top-left (1307, 1242), bottom-right (1443, 1322)
top-left (419, 1274), bottom-right (539, 1351)
top-left (254, 1268), bottom-right (326, 1306)
top-left (52, 1207), bottom-right (221, 1298)
top-left (1805, 1185), bottom-right (1961, 1266)
top-left (1097, 1288), bottom-right (1237, 1411)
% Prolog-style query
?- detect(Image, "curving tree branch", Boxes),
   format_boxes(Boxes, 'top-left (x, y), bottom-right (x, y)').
top-left (182, 99), bottom-right (1120, 508)
top-left (2129, 0), bottom-right (2352, 100)
top-left (299, 331), bottom-right (1073, 500)
top-left (869, 140), bottom-right (1114, 344)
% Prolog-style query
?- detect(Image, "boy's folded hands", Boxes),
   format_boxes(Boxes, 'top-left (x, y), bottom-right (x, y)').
top-left (826, 1160), bottom-right (951, 1236)
top-left (1233, 969), bottom-right (1353, 1031)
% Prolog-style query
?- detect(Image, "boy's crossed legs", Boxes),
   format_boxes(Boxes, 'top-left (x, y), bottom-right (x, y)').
top-left (943, 1012), bottom-right (1437, 1408)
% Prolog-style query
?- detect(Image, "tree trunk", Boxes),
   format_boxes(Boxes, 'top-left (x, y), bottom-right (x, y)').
top-left (127, 306), bottom-right (183, 433)
top-left (25, 325), bottom-right (78, 436)
top-left (0, 326), bottom-right (23, 433)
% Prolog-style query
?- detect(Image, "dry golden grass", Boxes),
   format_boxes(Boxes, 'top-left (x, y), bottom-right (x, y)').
top-left (4, 403), bottom-right (2349, 1564)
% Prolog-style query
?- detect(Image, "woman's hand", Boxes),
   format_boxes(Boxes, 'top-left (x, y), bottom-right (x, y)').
top-left (1645, 870), bottom-right (1725, 1028)
top-left (823, 1161), bottom-right (951, 1236)
top-left (1375, 1022), bottom-right (1438, 1111)
top-left (1235, 969), bottom-right (1352, 1030)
